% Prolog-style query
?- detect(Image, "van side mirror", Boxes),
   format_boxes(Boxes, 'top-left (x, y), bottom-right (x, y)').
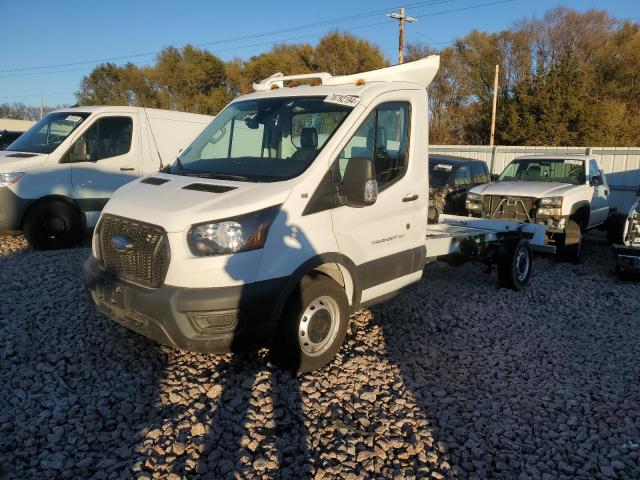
top-left (69, 137), bottom-right (89, 162)
top-left (341, 157), bottom-right (377, 207)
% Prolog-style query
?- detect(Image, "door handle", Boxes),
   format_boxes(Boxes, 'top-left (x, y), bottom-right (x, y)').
top-left (120, 167), bottom-right (135, 171)
top-left (402, 194), bottom-right (419, 202)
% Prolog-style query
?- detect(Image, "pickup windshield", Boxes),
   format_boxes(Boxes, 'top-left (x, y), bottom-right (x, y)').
top-left (498, 158), bottom-right (585, 185)
top-left (6, 112), bottom-right (90, 154)
top-left (173, 96), bottom-right (353, 182)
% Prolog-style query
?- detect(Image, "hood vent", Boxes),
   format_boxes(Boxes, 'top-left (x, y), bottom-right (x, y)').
top-left (6, 153), bottom-right (37, 158)
top-left (141, 177), bottom-right (170, 186)
top-left (183, 183), bottom-right (237, 193)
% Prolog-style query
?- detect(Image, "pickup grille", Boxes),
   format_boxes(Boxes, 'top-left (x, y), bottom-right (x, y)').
top-left (97, 215), bottom-right (170, 288)
top-left (482, 195), bottom-right (536, 221)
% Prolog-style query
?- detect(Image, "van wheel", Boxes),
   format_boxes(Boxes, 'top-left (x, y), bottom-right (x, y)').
top-left (23, 201), bottom-right (82, 250)
top-left (497, 238), bottom-right (532, 291)
top-left (270, 274), bottom-right (349, 373)
top-left (559, 219), bottom-right (583, 263)
top-left (606, 212), bottom-right (627, 245)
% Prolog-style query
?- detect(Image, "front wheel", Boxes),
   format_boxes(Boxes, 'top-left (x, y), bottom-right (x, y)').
top-left (497, 238), bottom-right (532, 291)
top-left (23, 201), bottom-right (83, 250)
top-left (559, 219), bottom-right (583, 263)
top-left (270, 274), bottom-right (349, 373)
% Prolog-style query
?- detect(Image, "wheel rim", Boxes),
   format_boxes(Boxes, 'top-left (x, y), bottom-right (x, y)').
top-left (515, 246), bottom-right (530, 282)
top-left (41, 216), bottom-right (69, 239)
top-left (298, 295), bottom-right (340, 357)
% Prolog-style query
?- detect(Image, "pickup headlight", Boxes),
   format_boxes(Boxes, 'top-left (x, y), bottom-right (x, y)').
top-left (465, 192), bottom-right (483, 211)
top-left (0, 172), bottom-right (25, 186)
top-left (537, 196), bottom-right (563, 217)
top-left (187, 205), bottom-right (280, 257)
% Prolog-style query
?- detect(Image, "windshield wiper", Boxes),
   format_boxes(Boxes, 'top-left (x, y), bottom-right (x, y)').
top-left (200, 172), bottom-right (250, 182)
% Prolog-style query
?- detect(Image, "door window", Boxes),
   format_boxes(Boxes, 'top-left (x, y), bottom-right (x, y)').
top-left (69, 116), bottom-right (133, 162)
top-left (469, 162), bottom-right (489, 184)
top-left (337, 102), bottom-right (410, 191)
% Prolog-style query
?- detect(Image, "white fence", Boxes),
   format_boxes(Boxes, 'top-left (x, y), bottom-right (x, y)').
top-left (430, 145), bottom-right (640, 211)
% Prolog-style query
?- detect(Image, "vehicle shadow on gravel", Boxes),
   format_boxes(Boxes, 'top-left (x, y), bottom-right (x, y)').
top-left (369, 236), bottom-right (640, 479)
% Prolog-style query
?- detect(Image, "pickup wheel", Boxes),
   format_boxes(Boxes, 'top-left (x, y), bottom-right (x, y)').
top-left (23, 201), bottom-right (82, 250)
top-left (497, 238), bottom-right (532, 291)
top-left (606, 212), bottom-right (627, 245)
top-left (270, 274), bottom-right (349, 373)
top-left (559, 219), bottom-right (583, 263)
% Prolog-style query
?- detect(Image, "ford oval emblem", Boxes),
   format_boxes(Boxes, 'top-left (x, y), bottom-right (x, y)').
top-left (111, 235), bottom-right (133, 252)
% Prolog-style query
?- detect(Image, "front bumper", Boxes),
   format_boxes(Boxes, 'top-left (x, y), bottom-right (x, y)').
top-left (0, 187), bottom-right (32, 231)
top-left (612, 244), bottom-right (640, 274)
top-left (84, 256), bottom-right (288, 353)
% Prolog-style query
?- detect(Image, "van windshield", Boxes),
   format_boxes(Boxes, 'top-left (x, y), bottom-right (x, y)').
top-left (173, 96), bottom-right (353, 182)
top-left (498, 158), bottom-right (586, 185)
top-left (6, 112), bottom-right (90, 154)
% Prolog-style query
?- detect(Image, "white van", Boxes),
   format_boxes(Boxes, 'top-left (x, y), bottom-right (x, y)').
top-left (85, 58), bottom-right (549, 372)
top-left (0, 106), bottom-right (211, 249)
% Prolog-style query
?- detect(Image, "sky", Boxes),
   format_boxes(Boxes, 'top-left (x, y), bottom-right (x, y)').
top-left (0, 0), bottom-right (637, 107)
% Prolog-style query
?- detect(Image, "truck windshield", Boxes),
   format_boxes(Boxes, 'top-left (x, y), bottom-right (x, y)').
top-left (174, 96), bottom-right (353, 182)
top-left (498, 159), bottom-right (585, 185)
top-left (6, 112), bottom-right (90, 154)
top-left (429, 162), bottom-right (454, 187)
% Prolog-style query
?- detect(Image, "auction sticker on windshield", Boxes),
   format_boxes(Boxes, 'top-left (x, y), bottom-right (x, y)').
top-left (324, 94), bottom-right (360, 107)
top-left (65, 115), bottom-right (84, 123)
top-left (565, 159), bottom-right (582, 165)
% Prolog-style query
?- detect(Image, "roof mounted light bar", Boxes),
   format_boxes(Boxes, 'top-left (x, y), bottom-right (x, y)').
top-left (252, 55), bottom-right (440, 92)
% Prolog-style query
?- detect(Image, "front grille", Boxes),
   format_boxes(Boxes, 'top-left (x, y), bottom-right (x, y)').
top-left (482, 195), bottom-right (536, 221)
top-left (97, 215), bottom-right (170, 288)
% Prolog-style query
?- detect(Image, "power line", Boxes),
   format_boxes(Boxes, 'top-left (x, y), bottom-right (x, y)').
top-left (0, 0), bottom-right (455, 74)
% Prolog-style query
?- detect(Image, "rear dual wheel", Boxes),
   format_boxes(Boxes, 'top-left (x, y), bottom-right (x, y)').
top-left (270, 274), bottom-right (349, 373)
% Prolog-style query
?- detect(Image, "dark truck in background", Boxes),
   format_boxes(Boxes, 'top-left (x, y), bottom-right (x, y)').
top-left (428, 154), bottom-right (490, 223)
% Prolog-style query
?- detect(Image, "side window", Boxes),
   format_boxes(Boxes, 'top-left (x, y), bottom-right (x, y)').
top-left (469, 162), bottom-right (489, 184)
top-left (70, 116), bottom-right (133, 162)
top-left (453, 165), bottom-right (471, 186)
top-left (337, 102), bottom-right (410, 191)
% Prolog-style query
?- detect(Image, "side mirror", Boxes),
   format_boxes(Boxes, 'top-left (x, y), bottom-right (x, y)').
top-left (341, 157), bottom-right (377, 207)
top-left (69, 137), bottom-right (89, 162)
top-left (491, 174), bottom-right (499, 181)
top-left (589, 175), bottom-right (602, 187)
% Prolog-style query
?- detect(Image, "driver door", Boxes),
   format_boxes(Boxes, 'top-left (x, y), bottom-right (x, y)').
top-left (68, 113), bottom-right (140, 202)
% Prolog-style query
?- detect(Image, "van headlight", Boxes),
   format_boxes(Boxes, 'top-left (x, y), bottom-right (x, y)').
top-left (537, 197), bottom-right (563, 217)
top-left (0, 172), bottom-right (25, 186)
top-left (466, 192), bottom-right (483, 212)
top-left (187, 205), bottom-right (280, 257)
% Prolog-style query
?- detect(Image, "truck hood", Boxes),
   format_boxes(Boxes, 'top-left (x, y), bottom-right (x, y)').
top-left (471, 181), bottom-right (578, 198)
top-left (103, 173), bottom-right (294, 232)
top-left (0, 151), bottom-right (47, 172)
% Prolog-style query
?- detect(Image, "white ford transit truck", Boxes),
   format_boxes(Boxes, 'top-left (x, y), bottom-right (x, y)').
top-left (0, 106), bottom-right (211, 249)
top-left (84, 57), bottom-right (550, 372)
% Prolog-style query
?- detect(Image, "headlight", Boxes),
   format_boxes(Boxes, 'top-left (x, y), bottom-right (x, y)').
top-left (467, 192), bottom-right (483, 202)
top-left (187, 205), bottom-right (280, 257)
top-left (539, 196), bottom-right (563, 208)
top-left (465, 192), bottom-right (483, 211)
top-left (537, 197), bottom-right (563, 217)
top-left (0, 172), bottom-right (25, 186)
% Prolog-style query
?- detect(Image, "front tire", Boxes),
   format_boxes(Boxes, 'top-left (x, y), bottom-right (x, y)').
top-left (497, 238), bottom-right (532, 291)
top-left (23, 201), bottom-right (82, 250)
top-left (270, 274), bottom-right (349, 373)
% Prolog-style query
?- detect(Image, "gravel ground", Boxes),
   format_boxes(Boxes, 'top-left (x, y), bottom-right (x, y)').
top-left (1, 232), bottom-right (639, 480)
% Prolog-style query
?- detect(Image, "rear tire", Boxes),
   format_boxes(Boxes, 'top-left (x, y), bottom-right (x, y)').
top-left (606, 212), bottom-right (627, 245)
top-left (497, 238), bottom-right (532, 291)
top-left (23, 201), bottom-right (82, 250)
top-left (559, 219), bottom-right (583, 263)
top-left (270, 274), bottom-right (349, 373)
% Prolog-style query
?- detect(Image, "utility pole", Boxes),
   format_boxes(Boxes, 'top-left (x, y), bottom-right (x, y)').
top-left (489, 64), bottom-right (499, 146)
top-left (40, 95), bottom-right (44, 119)
top-left (387, 6), bottom-right (416, 64)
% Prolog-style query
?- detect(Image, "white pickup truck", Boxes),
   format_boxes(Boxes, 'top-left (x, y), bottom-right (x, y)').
top-left (84, 57), bottom-right (550, 372)
top-left (0, 106), bottom-right (211, 249)
top-left (466, 155), bottom-right (611, 261)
